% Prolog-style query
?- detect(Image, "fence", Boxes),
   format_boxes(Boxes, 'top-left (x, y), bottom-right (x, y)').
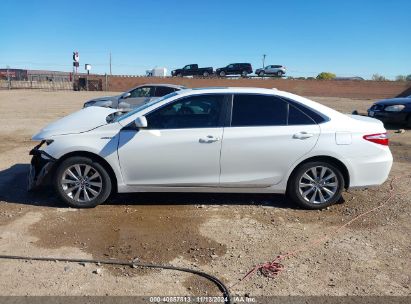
top-left (0, 74), bottom-right (103, 91)
top-left (1, 75), bottom-right (410, 99)
top-left (0, 79), bottom-right (73, 90)
top-left (91, 75), bottom-right (411, 99)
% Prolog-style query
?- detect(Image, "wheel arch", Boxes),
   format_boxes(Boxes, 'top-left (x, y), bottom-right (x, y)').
top-left (54, 151), bottom-right (118, 193)
top-left (287, 155), bottom-right (350, 190)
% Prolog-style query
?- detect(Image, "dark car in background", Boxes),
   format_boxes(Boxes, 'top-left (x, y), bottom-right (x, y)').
top-left (216, 63), bottom-right (253, 77)
top-left (368, 98), bottom-right (411, 127)
top-left (171, 64), bottom-right (213, 77)
top-left (83, 84), bottom-right (186, 109)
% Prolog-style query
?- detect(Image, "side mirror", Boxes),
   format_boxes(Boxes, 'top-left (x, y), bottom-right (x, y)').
top-left (134, 116), bottom-right (148, 128)
top-left (122, 92), bottom-right (131, 99)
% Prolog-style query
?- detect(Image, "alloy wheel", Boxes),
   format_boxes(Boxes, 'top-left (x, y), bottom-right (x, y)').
top-left (298, 166), bottom-right (338, 204)
top-left (61, 164), bottom-right (102, 203)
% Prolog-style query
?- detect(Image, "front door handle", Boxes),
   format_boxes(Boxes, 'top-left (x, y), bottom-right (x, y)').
top-left (293, 132), bottom-right (314, 139)
top-left (199, 135), bottom-right (220, 143)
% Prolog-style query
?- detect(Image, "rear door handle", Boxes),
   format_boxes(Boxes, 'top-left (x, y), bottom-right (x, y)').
top-left (199, 135), bottom-right (220, 143)
top-left (293, 132), bottom-right (314, 139)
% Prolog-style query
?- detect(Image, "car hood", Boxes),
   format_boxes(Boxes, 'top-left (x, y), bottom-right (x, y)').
top-left (374, 98), bottom-right (411, 106)
top-left (87, 95), bottom-right (121, 103)
top-left (32, 107), bottom-right (119, 140)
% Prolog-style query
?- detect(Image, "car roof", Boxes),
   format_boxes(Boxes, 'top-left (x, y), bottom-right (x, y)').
top-left (142, 83), bottom-right (186, 88)
top-left (129, 84), bottom-right (186, 91)
top-left (176, 87), bottom-right (303, 100)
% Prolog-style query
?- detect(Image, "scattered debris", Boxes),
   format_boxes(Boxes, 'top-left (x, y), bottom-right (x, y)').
top-left (92, 268), bottom-right (102, 275)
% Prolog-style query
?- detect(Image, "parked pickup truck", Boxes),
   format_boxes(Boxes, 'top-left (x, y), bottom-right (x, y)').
top-left (171, 64), bottom-right (213, 77)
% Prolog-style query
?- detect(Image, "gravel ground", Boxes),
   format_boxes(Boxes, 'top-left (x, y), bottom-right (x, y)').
top-left (0, 90), bottom-right (410, 298)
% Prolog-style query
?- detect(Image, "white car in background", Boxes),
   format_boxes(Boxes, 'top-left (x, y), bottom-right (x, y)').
top-left (83, 84), bottom-right (185, 109)
top-left (255, 65), bottom-right (287, 77)
top-left (29, 88), bottom-right (392, 209)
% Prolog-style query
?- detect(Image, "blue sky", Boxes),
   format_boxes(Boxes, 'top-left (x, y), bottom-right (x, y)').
top-left (1, 0), bottom-right (410, 79)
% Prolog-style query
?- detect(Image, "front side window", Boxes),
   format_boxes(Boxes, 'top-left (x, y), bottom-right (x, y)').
top-left (146, 94), bottom-right (225, 129)
top-left (129, 86), bottom-right (152, 98)
top-left (227, 64), bottom-right (234, 69)
top-left (231, 94), bottom-right (288, 126)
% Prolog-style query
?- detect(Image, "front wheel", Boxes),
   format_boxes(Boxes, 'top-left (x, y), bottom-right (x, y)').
top-left (258, 71), bottom-right (265, 77)
top-left (203, 71), bottom-right (209, 77)
top-left (241, 70), bottom-right (248, 77)
top-left (54, 156), bottom-right (112, 208)
top-left (287, 161), bottom-right (344, 209)
top-left (219, 71), bottom-right (226, 77)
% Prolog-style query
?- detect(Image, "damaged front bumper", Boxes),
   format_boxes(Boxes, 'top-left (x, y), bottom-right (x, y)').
top-left (27, 140), bottom-right (57, 191)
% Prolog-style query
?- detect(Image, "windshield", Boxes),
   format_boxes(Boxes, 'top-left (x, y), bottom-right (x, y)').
top-left (114, 92), bottom-right (179, 122)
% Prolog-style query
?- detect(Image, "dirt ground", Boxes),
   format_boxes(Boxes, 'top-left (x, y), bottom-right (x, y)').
top-left (0, 90), bottom-right (410, 298)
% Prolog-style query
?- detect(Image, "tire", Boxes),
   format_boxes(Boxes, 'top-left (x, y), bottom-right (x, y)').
top-left (177, 73), bottom-right (183, 77)
top-left (241, 70), bottom-right (248, 77)
top-left (287, 161), bottom-right (344, 210)
top-left (203, 71), bottom-right (209, 77)
top-left (219, 71), bottom-right (226, 77)
top-left (259, 71), bottom-right (265, 77)
top-left (277, 71), bottom-right (283, 77)
top-left (54, 156), bottom-right (112, 208)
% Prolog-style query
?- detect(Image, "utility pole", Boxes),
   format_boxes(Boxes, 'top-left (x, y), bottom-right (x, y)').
top-left (262, 54), bottom-right (266, 69)
top-left (6, 65), bottom-right (10, 90)
top-left (109, 52), bottom-right (112, 75)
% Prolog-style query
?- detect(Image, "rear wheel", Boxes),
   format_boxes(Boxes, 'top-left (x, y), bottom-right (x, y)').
top-left (287, 161), bottom-right (344, 209)
top-left (241, 70), bottom-right (248, 77)
top-left (203, 71), bottom-right (209, 77)
top-left (54, 156), bottom-right (112, 208)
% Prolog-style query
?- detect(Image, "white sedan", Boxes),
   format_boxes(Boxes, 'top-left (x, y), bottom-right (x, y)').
top-left (29, 87), bottom-right (393, 209)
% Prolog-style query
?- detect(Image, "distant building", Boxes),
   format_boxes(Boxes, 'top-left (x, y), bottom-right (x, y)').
top-left (0, 69), bottom-right (28, 80)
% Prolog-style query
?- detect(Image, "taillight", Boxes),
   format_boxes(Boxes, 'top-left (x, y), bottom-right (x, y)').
top-left (363, 133), bottom-right (389, 146)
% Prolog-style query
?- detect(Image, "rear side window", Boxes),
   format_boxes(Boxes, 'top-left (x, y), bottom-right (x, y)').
top-left (288, 104), bottom-right (316, 125)
top-left (154, 86), bottom-right (176, 97)
top-left (283, 97), bottom-right (329, 124)
top-left (231, 94), bottom-right (288, 126)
